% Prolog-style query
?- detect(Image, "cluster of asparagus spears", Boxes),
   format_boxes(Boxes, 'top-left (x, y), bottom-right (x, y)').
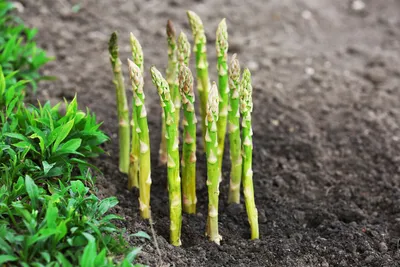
top-left (108, 11), bottom-right (259, 246)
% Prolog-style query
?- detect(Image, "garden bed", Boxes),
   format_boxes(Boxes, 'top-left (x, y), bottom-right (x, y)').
top-left (23, 0), bottom-right (400, 266)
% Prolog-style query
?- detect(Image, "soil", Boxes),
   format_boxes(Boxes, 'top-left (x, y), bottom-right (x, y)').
top-left (20, 0), bottom-right (400, 266)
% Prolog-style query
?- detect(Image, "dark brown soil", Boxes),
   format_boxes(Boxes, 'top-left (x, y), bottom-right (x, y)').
top-left (21, 0), bottom-right (400, 266)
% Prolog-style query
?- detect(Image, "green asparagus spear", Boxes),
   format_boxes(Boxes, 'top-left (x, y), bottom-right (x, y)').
top-left (128, 33), bottom-right (143, 189)
top-left (130, 32), bottom-right (144, 72)
top-left (177, 31), bottom-right (191, 68)
top-left (227, 54), bottom-right (242, 204)
top-left (205, 82), bottom-right (222, 245)
top-left (108, 32), bottom-right (130, 174)
top-left (179, 65), bottom-right (197, 214)
top-left (240, 68), bottom-right (259, 240)
top-left (151, 66), bottom-right (182, 246)
top-left (128, 59), bottom-right (152, 219)
top-left (216, 18), bottom-right (229, 171)
top-left (187, 11), bottom-right (210, 145)
top-left (166, 20), bottom-right (181, 160)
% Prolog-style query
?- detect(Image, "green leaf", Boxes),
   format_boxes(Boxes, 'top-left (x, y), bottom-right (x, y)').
top-left (132, 231), bottom-right (151, 240)
top-left (0, 66), bottom-right (5, 95)
top-left (125, 247), bottom-right (142, 263)
top-left (55, 219), bottom-right (68, 243)
top-left (25, 175), bottom-right (39, 209)
top-left (80, 234), bottom-right (96, 267)
top-left (42, 161), bottom-right (56, 175)
top-left (56, 252), bottom-right (72, 267)
top-left (46, 200), bottom-right (58, 228)
top-left (98, 197), bottom-right (119, 216)
top-left (70, 180), bottom-right (87, 196)
top-left (53, 138), bottom-right (82, 156)
top-left (51, 119), bottom-right (75, 152)
top-left (0, 255), bottom-right (18, 265)
top-left (93, 248), bottom-right (107, 266)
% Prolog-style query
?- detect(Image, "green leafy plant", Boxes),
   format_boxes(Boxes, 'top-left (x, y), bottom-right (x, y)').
top-left (0, 0), bottom-right (52, 90)
top-left (0, 6), bottom-right (147, 265)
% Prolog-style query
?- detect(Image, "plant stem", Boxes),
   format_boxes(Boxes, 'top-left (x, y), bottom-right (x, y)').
top-left (128, 59), bottom-right (151, 219)
top-left (227, 54), bottom-right (242, 204)
top-left (164, 20), bottom-right (180, 165)
top-left (216, 18), bottom-right (229, 172)
top-left (179, 65), bottom-right (197, 214)
top-left (108, 32), bottom-right (130, 174)
top-left (240, 68), bottom-right (259, 240)
top-left (128, 32), bottom-right (143, 189)
top-left (151, 66), bottom-right (182, 246)
top-left (205, 82), bottom-right (222, 244)
top-left (187, 11), bottom-right (209, 146)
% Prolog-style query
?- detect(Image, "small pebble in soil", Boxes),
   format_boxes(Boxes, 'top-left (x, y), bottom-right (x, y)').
top-left (364, 66), bottom-right (387, 84)
top-left (301, 10), bottom-right (312, 20)
top-left (379, 241), bottom-right (388, 253)
top-left (351, 0), bottom-right (365, 11)
top-left (305, 67), bottom-right (315, 76)
top-left (257, 208), bottom-right (267, 223)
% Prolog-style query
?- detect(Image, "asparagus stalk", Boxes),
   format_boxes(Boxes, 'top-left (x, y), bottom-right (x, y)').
top-left (161, 20), bottom-right (180, 165)
top-left (227, 54), bottom-right (242, 204)
top-left (179, 65), bottom-right (197, 214)
top-left (177, 31), bottom-right (191, 68)
top-left (128, 59), bottom-right (152, 219)
top-left (151, 66), bottom-right (182, 246)
top-left (216, 18), bottom-right (229, 171)
top-left (240, 68), bottom-right (259, 239)
top-left (205, 82), bottom-right (222, 245)
top-left (108, 32), bottom-right (130, 174)
top-left (127, 33), bottom-right (143, 189)
top-left (187, 11), bottom-right (209, 145)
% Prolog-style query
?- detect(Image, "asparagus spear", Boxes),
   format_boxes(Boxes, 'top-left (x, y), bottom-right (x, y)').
top-left (163, 20), bottom-right (180, 164)
top-left (227, 54), bottom-right (242, 204)
top-left (205, 82), bottom-right (222, 245)
top-left (240, 68), bottom-right (259, 240)
top-left (127, 59), bottom-right (151, 219)
top-left (177, 31), bottom-right (191, 68)
top-left (179, 65), bottom-right (197, 214)
top-left (151, 66), bottom-right (182, 246)
top-left (127, 33), bottom-right (143, 189)
top-left (216, 18), bottom-right (229, 171)
top-left (108, 32), bottom-right (130, 174)
top-left (187, 11), bottom-right (209, 145)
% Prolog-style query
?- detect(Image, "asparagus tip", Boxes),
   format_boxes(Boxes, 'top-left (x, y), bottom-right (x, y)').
top-left (178, 31), bottom-right (191, 64)
top-left (187, 10), bottom-right (204, 34)
top-left (229, 54), bottom-right (241, 81)
top-left (207, 82), bottom-right (219, 119)
top-left (108, 31), bottom-right (118, 57)
top-left (240, 68), bottom-right (252, 114)
top-left (179, 65), bottom-right (193, 97)
top-left (216, 18), bottom-right (228, 56)
top-left (166, 20), bottom-right (176, 38)
top-left (127, 59), bottom-right (143, 90)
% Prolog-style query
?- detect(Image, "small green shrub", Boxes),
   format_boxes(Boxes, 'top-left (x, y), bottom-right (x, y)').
top-left (0, 65), bottom-right (144, 267)
top-left (0, 0), bottom-right (52, 90)
top-left (0, 3), bottom-right (146, 265)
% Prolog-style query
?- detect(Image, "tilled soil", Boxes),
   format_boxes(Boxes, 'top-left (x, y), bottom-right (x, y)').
top-left (22, 0), bottom-right (400, 266)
